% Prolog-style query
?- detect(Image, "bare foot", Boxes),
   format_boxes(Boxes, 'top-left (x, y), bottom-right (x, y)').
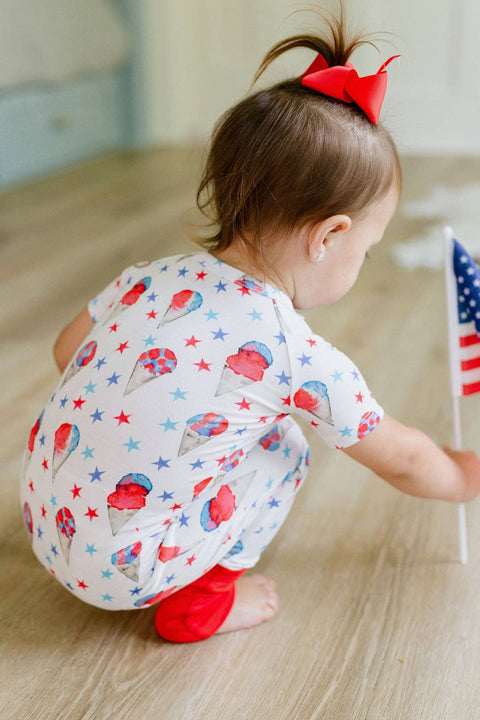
top-left (215, 574), bottom-right (279, 635)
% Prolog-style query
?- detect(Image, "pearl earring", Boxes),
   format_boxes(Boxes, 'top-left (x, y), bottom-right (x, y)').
top-left (315, 252), bottom-right (324, 262)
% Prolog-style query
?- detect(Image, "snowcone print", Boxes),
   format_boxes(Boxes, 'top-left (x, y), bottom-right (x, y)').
top-left (157, 545), bottom-right (181, 563)
top-left (293, 380), bottom-right (333, 425)
top-left (235, 276), bottom-right (268, 297)
top-left (218, 448), bottom-right (244, 473)
top-left (358, 411), bottom-right (381, 440)
top-left (61, 340), bottom-right (97, 386)
top-left (193, 476), bottom-right (214, 498)
top-left (52, 423), bottom-right (80, 479)
top-left (200, 484), bottom-right (236, 532)
top-left (134, 586), bottom-right (178, 608)
top-left (124, 347), bottom-right (177, 395)
top-left (226, 540), bottom-right (244, 558)
top-left (259, 424), bottom-right (282, 452)
top-left (25, 409), bottom-right (45, 466)
top-left (55, 507), bottom-right (76, 563)
top-left (157, 540), bottom-right (202, 563)
top-left (104, 277), bottom-right (151, 324)
top-left (193, 468), bottom-right (255, 501)
top-left (282, 468), bottom-right (302, 490)
top-left (178, 412), bottom-right (228, 456)
top-left (23, 502), bottom-right (33, 538)
top-left (216, 341), bottom-right (273, 396)
top-left (27, 410), bottom-right (44, 455)
top-left (107, 473), bottom-right (152, 535)
top-left (158, 289), bottom-right (202, 327)
top-left (111, 541), bottom-right (142, 581)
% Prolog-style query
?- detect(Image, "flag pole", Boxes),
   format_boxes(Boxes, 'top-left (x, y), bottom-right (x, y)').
top-left (443, 225), bottom-right (468, 564)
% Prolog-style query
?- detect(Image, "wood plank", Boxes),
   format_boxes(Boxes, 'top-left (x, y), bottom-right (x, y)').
top-left (2, 149), bottom-right (480, 719)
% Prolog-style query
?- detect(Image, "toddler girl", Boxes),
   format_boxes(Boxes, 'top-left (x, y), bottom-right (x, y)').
top-left (20, 9), bottom-right (480, 643)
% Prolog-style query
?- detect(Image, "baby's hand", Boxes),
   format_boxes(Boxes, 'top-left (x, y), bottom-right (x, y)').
top-left (442, 445), bottom-right (480, 502)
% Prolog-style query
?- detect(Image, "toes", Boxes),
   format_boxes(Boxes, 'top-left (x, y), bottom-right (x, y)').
top-left (264, 596), bottom-right (278, 618)
top-left (250, 574), bottom-right (275, 590)
top-left (264, 588), bottom-right (279, 613)
top-left (240, 575), bottom-right (279, 619)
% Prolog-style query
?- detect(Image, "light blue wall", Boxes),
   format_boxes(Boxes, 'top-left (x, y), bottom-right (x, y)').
top-left (0, 0), bottom-right (143, 190)
top-left (115, 0), bottom-right (152, 148)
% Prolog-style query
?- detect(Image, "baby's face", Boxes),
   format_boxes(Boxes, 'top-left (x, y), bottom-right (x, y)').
top-left (288, 184), bottom-right (399, 309)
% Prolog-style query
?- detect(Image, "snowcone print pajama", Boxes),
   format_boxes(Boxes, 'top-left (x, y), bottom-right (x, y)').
top-left (20, 251), bottom-right (383, 611)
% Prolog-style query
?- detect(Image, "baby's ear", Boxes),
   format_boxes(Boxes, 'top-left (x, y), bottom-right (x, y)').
top-left (306, 221), bottom-right (328, 262)
top-left (325, 215), bottom-right (352, 237)
top-left (307, 215), bottom-right (352, 261)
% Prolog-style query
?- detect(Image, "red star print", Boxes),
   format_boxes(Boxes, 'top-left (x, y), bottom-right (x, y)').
top-left (335, 445), bottom-right (344, 450)
top-left (258, 416), bottom-right (268, 423)
top-left (41, 505), bottom-right (47, 518)
top-left (306, 338), bottom-right (318, 347)
top-left (169, 503), bottom-right (182, 512)
top-left (109, 322), bottom-right (119, 333)
top-left (116, 341), bottom-right (129, 354)
top-left (235, 281), bottom-right (251, 296)
top-left (73, 396), bottom-right (86, 410)
top-left (196, 271), bottom-right (207, 281)
top-left (162, 518), bottom-right (172, 525)
top-left (216, 455), bottom-right (227, 466)
top-left (185, 554), bottom-right (196, 566)
top-left (184, 335), bottom-right (201, 347)
top-left (355, 392), bottom-right (364, 403)
top-left (281, 395), bottom-right (291, 406)
top-left (236, 398), bottom-right (252, 410)
top-left (222, 534), bottom-right (233, 545)
top-left (275, 413), bottom-right (288, 422)
top-left (85, 507), bottom-right (99, 521)
top-left (310, 420), bottom-right (319, 428)
top-left (193, 358), bottom-right (212, 372)
top-left (114, 280), bottom-right (121, 288)
top-left (28, 480), bottom-right (34, 492)
top-left (146, 309), bottom-right (158, 320)
top-left (70, 483), bottom-right (82, 499)
top-left (77, 580), bottom-right (88, 590)
top-left (114, 410), bottom-right (131, 425)
top-left (42, 457), bottom-right (49, 471)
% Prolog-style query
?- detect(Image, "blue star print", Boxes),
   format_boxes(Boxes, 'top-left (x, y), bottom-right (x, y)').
top-left (153, 456), bottom-right (171, 470)
top-left (89, 467), bottom-right (105, 482)
top-left (21, 249), bottom-right (384, 616)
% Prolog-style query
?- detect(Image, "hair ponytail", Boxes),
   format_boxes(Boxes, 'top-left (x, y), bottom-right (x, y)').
top-left (195, 3), bottom-right (402, 274)
top-left (251, 5), bottom-right (384, 85)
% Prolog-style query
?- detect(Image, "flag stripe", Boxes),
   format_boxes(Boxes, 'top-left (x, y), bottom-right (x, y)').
top-left (458, 319), bottom-right (478, 337)
top-left (459, 334), bottom-right (480, 347)
top-left (463, 380), bottom-right (480, 396)
top-left (460, 365), bottom-right (480, 385)
top-left (461, 356), bottom-right (480, 371)
top-left (451, 238), bottom-right (480, 397)
top-left (459, 343), bottom-right (480, 362)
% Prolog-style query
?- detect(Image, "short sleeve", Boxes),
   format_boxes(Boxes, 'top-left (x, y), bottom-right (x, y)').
top-left (87, 265), bottom-right (137, 324)
top-left (287, 330), bottom-right (384, 449)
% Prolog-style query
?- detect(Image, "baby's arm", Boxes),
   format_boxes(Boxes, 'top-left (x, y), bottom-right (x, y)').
top-left (53, 306), bottom-right (94, 374)
top-left (343, 413), bottom-right (480, 503)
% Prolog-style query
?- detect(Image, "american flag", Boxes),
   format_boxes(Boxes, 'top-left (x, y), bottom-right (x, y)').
top-left (453, 237), bottom-right (480, 395)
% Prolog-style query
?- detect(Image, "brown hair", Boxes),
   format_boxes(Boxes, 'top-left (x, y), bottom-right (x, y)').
top-left (195, 4), bottom-right (402, 274)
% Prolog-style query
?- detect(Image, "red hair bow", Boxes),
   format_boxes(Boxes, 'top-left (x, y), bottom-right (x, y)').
top-left (301, 54), bottom-right (400, 124)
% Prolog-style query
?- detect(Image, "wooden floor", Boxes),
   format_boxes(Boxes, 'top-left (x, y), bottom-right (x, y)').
top-left (2, 148), bottom-right (480, 720)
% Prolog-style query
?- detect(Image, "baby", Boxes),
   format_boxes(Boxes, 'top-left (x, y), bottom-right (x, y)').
top-left (20, 9), bottom-right (480, 643)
